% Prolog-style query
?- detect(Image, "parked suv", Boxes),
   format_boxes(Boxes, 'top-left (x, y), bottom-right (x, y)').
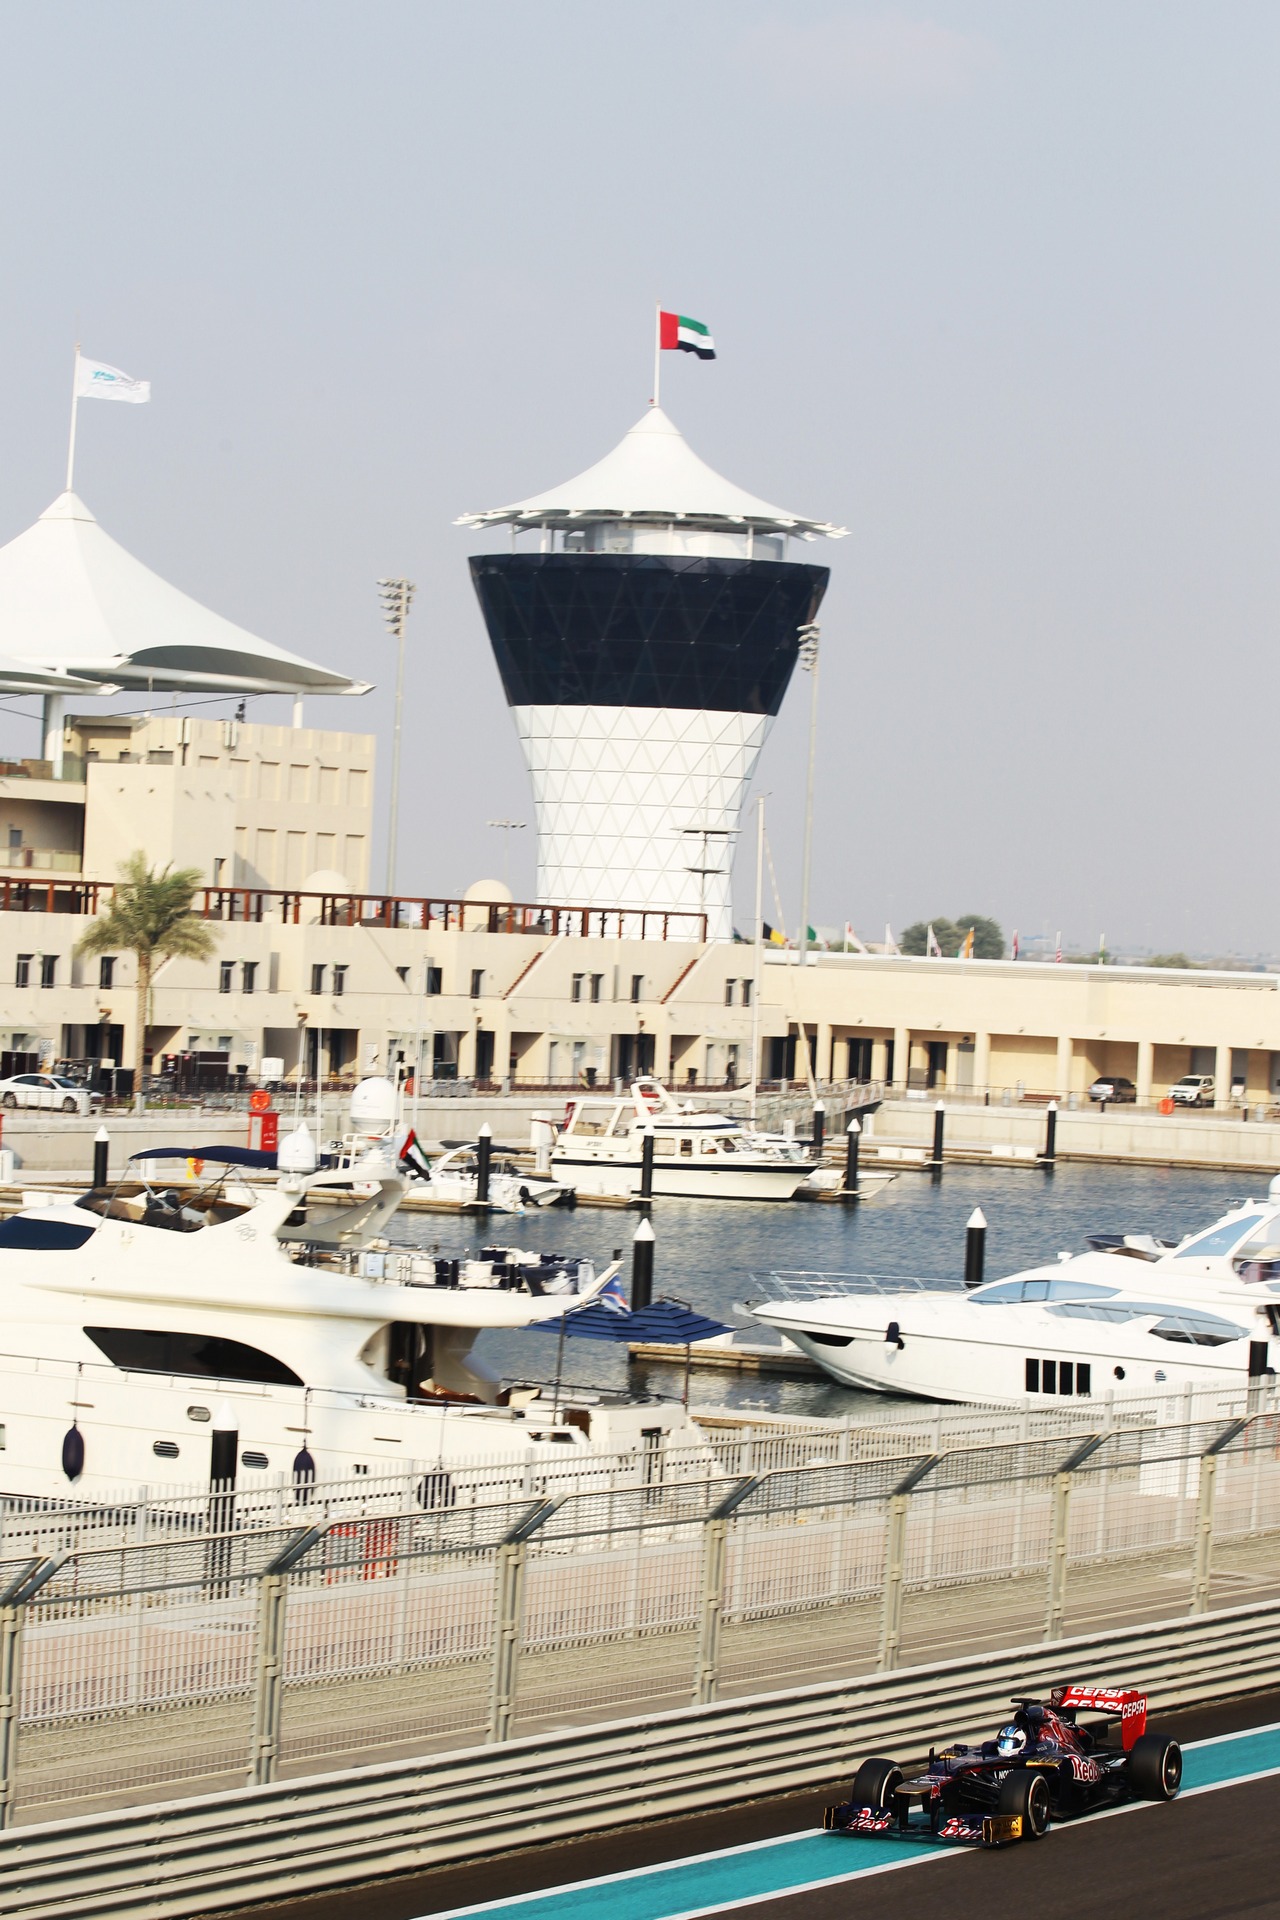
top-left (1089, 1076), bottom-right (1136, 1103)
top-left (1170, 1074), bottom-right (1215, 1108)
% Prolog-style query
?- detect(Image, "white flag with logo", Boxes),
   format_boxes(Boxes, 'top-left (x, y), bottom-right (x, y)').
top-left (75, 357), bottom-right (151, 404)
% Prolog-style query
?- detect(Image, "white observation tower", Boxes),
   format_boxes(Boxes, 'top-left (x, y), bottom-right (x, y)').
top-left (458, 407), bottom-right (845, 941)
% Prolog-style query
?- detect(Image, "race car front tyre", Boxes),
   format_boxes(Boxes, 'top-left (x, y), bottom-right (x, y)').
top-left (996, 1769), bottom-right (1051, 1839)
top-left (850, 1757), bottom-right (903, 1810)
top-left (1127, 1734), bottom-right (1182, 1801)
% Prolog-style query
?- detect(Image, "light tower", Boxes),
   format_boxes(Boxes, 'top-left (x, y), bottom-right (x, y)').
top-left (458, 407), bottom-right (845, 941)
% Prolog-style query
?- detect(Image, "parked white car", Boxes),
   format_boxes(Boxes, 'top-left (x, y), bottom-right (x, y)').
top-left (0, 1073), bottom-right (103, 1114)
top-left (1169, 1074), bottom-right (1215, 1108)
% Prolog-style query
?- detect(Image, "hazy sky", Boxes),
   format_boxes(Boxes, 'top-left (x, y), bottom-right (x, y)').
top-left (1, 3), bottom-right (1277, 954)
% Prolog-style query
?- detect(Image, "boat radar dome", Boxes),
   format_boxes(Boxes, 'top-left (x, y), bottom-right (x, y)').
top-left (277, 1123), bottom-right (317, 1175)
top-left (350, 1077), bottom-right (397, 1134)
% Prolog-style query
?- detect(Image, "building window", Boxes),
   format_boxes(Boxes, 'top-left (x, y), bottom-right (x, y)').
top-left (310, 964), bottom-right (326, 994)
top-left (98, 956), bottom-right (115, 989)
top-left (332, 964), bottom-right (347, 997)
top-left (590, 974), bottom-right (603, 1003)
top-left (630, 974), bottom-right (643, 1003)
top-left (741, 979), bottom-right (752, 1008)
top-left (396, 965), bottom-right (409, 985)
top-left (15, 955), bottom-right (31, 988)
top-left (470, 969), bottom-right (484, 999)
top-left (425, 966), bottom-right (442, 996)
top-left (571, 974), bottom-right (584, 1003)
top-left (219, 961), bottom-right (234, 994)
top-left (724, 980), bottom-right (735, 1006)
top-left (40, 955), bottom-right (56, 989)
top-left (241, 962), bottom-right (257, 995)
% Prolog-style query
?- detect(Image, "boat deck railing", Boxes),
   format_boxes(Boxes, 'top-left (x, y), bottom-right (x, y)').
top-left (749, 1269), bottom-right (953, 1302)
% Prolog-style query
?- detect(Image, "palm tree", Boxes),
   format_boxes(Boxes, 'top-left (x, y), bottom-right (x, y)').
top-left (76, 853), bottom-right (219, 1110)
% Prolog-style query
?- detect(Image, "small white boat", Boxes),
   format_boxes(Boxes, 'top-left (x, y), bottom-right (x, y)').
top-left (749, 1193), bottom-right (1280, 1405)
top-left (414, 1141), bottom-right (571, 1213)
top-left (551, 1078), bottom-right (816, 1201)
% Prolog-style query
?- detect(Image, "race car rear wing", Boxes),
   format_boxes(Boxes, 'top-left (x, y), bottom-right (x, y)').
top-left (1051, 1684), bottom-right (1147, 1749)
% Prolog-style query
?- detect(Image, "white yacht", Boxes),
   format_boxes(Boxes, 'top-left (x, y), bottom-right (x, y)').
top-left (0, 1141), bottom-right (706, 1505)
top-left (411, 1140), bottom-right (571, 1213)
top-left (550, 1077), bottom-right (841, 1202)
top-left (749, 1195), bottom-right (1280, 1406)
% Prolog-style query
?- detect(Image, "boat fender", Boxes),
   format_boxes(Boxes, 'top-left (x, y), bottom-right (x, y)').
top-left (291, 1445), bottom-right (317, 1495)
top-left (885, 1320), bottom-right (905, 1350)
top-left (61, 1422), bottom-right (85, 1482)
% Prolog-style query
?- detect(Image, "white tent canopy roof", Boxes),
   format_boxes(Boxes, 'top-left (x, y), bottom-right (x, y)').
top-left (457, 407), bottom-right (847, 539)
top-left (0, 493), bottom-right (370, 696)
top-left (0, 657), bottom-right (99, 697)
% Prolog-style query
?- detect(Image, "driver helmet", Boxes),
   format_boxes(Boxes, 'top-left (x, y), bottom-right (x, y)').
top-left (996, 1723), bottom-right (1029, 1759)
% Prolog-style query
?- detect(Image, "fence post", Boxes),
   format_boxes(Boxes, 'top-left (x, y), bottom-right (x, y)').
top-left (692, 1479), bottom-right (758, 1707)
top-left (248, 1526), bottom-right (326, 1788)
top-left (878, 1457), bottom-right (938, 1672)
top-left (0, 1554), bottom-right (65, 1829)
top-left (1192, 1417), bottom-right (1249, 1615)
top-left (1045, 1435), bottom-right (1107, 1641)
top-left (488, 1499), bottom-right (561, 1745)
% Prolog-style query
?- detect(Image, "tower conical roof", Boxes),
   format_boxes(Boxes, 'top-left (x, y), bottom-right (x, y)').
top-left (457, 407), bottom-right (846, 539)
top-left (0, 492), bottom-right (370, 696)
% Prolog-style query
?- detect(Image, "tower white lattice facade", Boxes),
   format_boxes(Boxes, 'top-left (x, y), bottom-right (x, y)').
top-left (459, 407), bottom-right (844, 941)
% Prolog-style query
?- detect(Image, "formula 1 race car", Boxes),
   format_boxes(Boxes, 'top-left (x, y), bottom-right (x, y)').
top-left (825, 1684), bottom-right (1182, 1849)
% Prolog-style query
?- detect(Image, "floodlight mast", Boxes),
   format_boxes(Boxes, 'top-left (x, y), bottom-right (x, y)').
top-left (795, 623), bottom-right (820, 1100)
top-left (377, 579), bottom-right (416, 895)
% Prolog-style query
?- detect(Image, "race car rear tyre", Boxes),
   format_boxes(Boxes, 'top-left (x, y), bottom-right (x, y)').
top-left (996, 1768), bottom-right (1051, 1839)
top-left (850, 1757), bottom-right (903, 1810)
top-left (1127, 1734), bottom-right (1182, 1800)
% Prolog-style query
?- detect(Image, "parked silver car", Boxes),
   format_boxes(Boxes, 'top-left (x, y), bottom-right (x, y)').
top-left (0, 1073), bottom-right (103, 1114)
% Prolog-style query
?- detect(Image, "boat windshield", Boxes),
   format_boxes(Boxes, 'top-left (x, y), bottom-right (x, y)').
top-left (971, 1278), bottom-right (1121, 1304)
top-left (1170, 1214), bottom-right (1267, 1260)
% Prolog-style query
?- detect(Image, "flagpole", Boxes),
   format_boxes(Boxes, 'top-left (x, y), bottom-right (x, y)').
top-left (652, 306), bottom-right (660, 408)
top-left (748, 795), bottom-right (764, 1121)
top-left (65, 343), bottom-right (81, 493)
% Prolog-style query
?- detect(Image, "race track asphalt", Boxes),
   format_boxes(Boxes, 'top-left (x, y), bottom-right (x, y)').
top-left (211, 1691), bottom-right (1280, 1920)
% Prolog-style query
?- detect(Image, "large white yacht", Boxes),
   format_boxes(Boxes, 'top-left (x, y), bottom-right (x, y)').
top-left (550, 1077), bottom-right (862, 1202)
top-left (0, 1137), bottom-right (706, 1505)
top-left (749, 1195), bottom-right (1280, 1406)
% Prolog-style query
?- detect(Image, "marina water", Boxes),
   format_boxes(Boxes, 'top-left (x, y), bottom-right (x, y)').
top-left (400, 1163), bottom-right (1255, 1419)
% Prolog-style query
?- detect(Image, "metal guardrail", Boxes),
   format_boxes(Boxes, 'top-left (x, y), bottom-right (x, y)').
top-left (1, 1598), bottom-right (1278, 1919)
top-left (0, 1411), bottom-right (1275, 1825)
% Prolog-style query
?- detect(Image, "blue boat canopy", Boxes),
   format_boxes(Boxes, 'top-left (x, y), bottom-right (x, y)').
top-left (127, 1146), bottom-right (279, 1169)
top-left (529, 1300), bottom-right (731, 1344)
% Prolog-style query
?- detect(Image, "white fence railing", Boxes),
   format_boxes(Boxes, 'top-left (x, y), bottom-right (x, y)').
top-left (2, 1598), bottom-right (1277, 1919)
top-left (0, 1408), bottom-right (1276, 1822)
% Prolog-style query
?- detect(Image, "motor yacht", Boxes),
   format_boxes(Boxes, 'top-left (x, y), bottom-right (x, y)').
top-left (0, 1137), bottom-right (706, 1505)
top-left (549, 1077), bottom-right (877, 1202)
top-left (748, 1194), bottom-right (1280, 1406)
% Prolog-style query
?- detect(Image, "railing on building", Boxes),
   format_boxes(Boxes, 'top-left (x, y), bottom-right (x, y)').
top-left (0, 879), bottom-right (706, 943)
top-left (0, 1397), bottom-right (1275, 1822)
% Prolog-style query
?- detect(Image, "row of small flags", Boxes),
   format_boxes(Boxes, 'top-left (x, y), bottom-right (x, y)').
top-left (756, 923), bottom-right (1094, 964)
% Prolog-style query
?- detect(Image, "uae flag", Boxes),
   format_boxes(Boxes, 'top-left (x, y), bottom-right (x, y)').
top-left (659, 312), bottom-right (716, 359)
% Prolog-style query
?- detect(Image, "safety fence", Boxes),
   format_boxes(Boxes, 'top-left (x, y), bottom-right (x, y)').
top-left (0, 1379), bottom-right (1263, 1563)
top-left (3, 1599), bottom-right (1276, 1919)
top-left (0, 1406), bottom-right (1277, 1823)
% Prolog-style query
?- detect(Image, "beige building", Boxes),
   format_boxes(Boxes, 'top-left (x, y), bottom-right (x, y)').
top-left (0, 714), bottom-right (1276, 1102)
